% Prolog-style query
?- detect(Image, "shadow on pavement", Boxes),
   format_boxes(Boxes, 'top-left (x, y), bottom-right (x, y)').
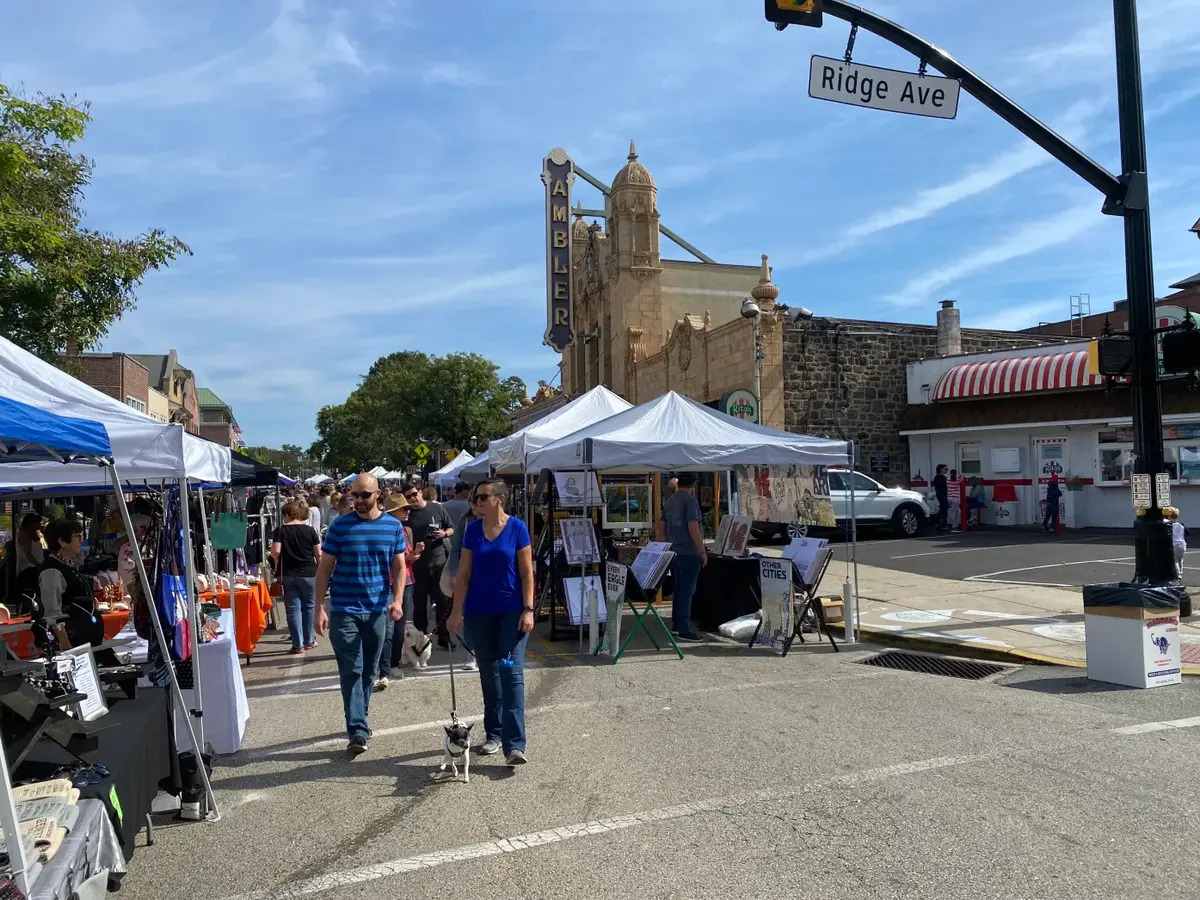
top-left (1002, 674), bottom-right (1138, 696)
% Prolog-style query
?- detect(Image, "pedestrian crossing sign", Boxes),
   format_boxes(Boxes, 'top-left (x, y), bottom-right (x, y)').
top-left (415, 443), bottom-right (431, 461)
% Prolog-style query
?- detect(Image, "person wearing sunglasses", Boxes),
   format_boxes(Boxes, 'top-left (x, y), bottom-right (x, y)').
top-left (446, 480), bottom-right (534, 767)
top-left (313, 474), bottom-right (407, 758)
top-left (403, 484), bottom-right (455, 650)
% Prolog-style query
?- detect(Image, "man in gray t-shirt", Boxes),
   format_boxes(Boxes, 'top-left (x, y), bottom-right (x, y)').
top-left (657, 473), bottom-right (707, 642)
top-left (441, 481), bottom-right (471, 531)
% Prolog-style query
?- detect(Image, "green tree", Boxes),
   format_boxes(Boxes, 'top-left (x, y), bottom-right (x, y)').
top-left (0, 84), bottom-right (189, 360)
top-left (312, 352), bottom-right (526, 469)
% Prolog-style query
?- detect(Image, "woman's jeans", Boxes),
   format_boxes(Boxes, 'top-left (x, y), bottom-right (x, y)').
top-left (379, 584), bottom-right (415, 675)
top-left (463, 610), bottom-right (528, 754)
top-left (282, 575), bottom-right (316, 650)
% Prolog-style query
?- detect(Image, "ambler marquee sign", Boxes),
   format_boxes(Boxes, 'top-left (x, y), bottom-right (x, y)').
top-left (542, 147), bottom-right (575, 353)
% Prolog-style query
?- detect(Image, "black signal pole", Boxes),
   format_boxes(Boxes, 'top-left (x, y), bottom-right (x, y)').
top-left (1112, 0), bottom-right (1174, 583)
top-left (771, 0), bottom-right (1175, 585)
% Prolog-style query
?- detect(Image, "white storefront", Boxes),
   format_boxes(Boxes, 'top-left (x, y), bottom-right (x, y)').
top-left (903, 341), bottom-right (1200, 529)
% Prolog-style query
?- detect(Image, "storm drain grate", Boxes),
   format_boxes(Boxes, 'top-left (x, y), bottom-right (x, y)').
top-left (859, 650), bottom-right (1008, 681)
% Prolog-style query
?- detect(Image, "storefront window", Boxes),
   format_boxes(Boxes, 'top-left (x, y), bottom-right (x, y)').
top-left (1180, 447), bottom-right (1200, 482)
top-left (1099, 447), bottom-right (1135, 484)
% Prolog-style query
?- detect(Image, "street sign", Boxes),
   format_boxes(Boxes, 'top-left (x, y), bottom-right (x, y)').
top-left (1155, 472), bottom-right (1171, 508)
top-left (765, 0), bottom-right (823, 27)
top-left (414, 443), bottom-right (431, 461)
top-left (808, 56), bottom-right (961, 120)
top-left (1131, 473), bottom-right (1152, 509)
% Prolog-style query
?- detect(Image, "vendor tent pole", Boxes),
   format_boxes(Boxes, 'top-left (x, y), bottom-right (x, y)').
top-left (110, 466), bottom-right (220, 820)
top-left (178, 479), bottom-right (209, 766)
top-left (0, 719), bottom-right (31, 893)
top-left (196, 489), bottom-right (218, 597)
top-left (845, 443), bottom-right (859, 643)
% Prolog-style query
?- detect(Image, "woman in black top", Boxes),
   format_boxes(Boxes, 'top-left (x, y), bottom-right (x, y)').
top-left (271, 499), bottom-right (322, 654)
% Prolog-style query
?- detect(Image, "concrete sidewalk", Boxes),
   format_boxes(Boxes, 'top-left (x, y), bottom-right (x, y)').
top-left (838, 563), bottom-right (1200, 674)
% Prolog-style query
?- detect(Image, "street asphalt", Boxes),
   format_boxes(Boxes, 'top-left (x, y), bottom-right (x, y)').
top-left (785, 527), bottom-right (1198, 591)
top-left (116, 626), bottom-right (1200, 900)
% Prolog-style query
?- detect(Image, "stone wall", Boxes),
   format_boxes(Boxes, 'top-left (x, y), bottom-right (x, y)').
top-left (782, 320), bottom-right (1053, 485)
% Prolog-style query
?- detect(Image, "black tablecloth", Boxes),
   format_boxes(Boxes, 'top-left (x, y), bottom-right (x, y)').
top-left (692, 555), bottom-right (762, 631)
top-left (16, 687), bottom-right (179, 860)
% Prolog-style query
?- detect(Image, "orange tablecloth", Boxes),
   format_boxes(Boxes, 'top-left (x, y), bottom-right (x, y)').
top-left (2, 611), bottom-right (130, 659)
top-left (201, 581), bottom-right (272, 656)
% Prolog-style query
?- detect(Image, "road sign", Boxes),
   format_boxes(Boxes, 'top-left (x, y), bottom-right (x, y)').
top-left (765, 0), bottom-right (823, 27)
top-left (808, 56), bottom-right (961, 119)
top-left (414, 443), bottom-right (431, 461)
top-left (1131, 473), bottom-right (1152, 509)
top-left (1155, 472), bottom-right (1171, 508)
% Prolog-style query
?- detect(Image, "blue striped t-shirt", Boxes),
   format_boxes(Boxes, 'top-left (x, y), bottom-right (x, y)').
top-left (322, 512), bottom-right (407, 614)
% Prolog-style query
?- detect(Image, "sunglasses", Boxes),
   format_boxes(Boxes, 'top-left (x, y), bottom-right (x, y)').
top-left (403, 492), bottom-right (419, 500)
top-left (472, 493), bottom-right (496, 503)
top-left (350, 491), bottom-right (375, 500)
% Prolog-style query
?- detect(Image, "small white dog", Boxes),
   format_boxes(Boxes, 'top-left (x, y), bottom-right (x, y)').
top-left (401, 623), bottom-right (433, 669)
top-left (439, 717), bottom-right (474, 783)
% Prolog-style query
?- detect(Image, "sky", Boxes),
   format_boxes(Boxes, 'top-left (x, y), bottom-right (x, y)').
top-left (1, 0), bottom-right (1198, 449)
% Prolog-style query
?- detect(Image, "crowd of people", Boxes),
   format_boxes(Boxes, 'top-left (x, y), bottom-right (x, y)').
top-left (269, 475), bottom-right (533, 768)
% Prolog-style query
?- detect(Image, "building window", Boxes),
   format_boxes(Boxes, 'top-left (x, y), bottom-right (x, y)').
top-left (956, 442), bottom-right (982, 476)
top-left (125, 396), bottom-right (146, 413)
top-left (1097, 435), bottom-right (1181, 485)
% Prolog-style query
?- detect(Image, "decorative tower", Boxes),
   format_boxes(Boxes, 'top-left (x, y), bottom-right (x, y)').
top-left (609, 140), bottom-right (663, 397)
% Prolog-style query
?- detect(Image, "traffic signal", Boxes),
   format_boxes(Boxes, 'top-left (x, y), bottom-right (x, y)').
top-left (1161, 328), bottom-right (1200, 374)
top-left (765, 0), bottom-right (824, 28)
top-left (1089, 335), bottom-right (1134, 377)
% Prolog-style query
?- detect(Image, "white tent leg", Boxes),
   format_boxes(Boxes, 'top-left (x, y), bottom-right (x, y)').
top-left (195, 490), bottom-right (236, 660)
top-left (845, 442), bottom-right (859, 644)
top-left (108, 465), bottom-right (220, 820)
top-left (0, 715), bottom-right (31, 893)
top-left (177, 480), bottom-right (208, 771)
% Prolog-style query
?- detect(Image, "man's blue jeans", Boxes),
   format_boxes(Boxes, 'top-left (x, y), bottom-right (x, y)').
top-left (329, 609), bottom-right (387, 743)
top-left (670, 554), bottom-right (703, 635)
top-left (463, 610), bottom-right (527, 754)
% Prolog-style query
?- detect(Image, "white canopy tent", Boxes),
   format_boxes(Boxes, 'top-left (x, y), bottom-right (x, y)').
top-left (431, 450), bottom-right (474, 487)
top-left (0, 336), bottom-right (230, 490)
top-left (488, 385), bottom-right (632, 474)
top-left (526, 390), bottom-right (851, 473)
top-left (305, 474), bottom-right (333, 485)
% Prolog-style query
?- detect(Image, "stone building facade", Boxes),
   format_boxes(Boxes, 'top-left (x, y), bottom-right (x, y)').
top-left (563, 144), bottom-right (775, 423)
top-left (781, 301), bottom-right (1064, 485)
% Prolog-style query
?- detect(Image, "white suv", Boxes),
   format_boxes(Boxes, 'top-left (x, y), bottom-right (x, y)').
top-left (751, 469), bottom-right (933, 541)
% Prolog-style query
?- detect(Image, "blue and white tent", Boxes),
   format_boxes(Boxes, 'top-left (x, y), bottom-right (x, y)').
top-left (0, 395), bottom-right (112, 463)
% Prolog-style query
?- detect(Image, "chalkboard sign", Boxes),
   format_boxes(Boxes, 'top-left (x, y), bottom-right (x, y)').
top-left (870, 453), bottom-right (890, 473)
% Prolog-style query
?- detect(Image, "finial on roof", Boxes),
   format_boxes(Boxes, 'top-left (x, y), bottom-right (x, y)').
top-left (628, 140), bottom-right (638, 161)
top-left (750, 253), bottom-right (779, 308)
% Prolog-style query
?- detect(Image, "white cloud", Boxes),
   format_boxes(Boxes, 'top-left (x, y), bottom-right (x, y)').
top-left (421, 62), bottom-right (489, 88)
top-left (885, 201), bottom-right (1105, 307)
top-left (85, 0), bottom-right (368, 108)
top-left (965, 299), bottom-right (1068, 332)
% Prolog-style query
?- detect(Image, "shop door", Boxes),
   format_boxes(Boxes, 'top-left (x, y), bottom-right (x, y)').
top-left (1033, 436), bottom-right (1073, 528)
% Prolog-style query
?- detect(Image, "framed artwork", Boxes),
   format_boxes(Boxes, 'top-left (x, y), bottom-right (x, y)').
top-left (602, 483), bottom-right (652, 529)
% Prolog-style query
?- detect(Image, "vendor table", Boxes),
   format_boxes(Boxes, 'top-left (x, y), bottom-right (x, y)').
top-left (692, 555), bottom-right (762, 631)
top-left (29, 799), bottom-right (126, 900)
top-left (174, 621), bottom-right (247, 756)
top-left (2, 612), bottom-right (130, 660)
top-left (200, 580), bottom-right (272, 657)
top-left (16, 687), bottom-right (178, 861)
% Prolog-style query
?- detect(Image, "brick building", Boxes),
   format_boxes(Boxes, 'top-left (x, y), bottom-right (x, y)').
top-left (66, 352), bottom-right (151, 413)
top-left (781, 301), bottom-right (1065, 486)
top-left (196, 387), bottom-right (242, 449)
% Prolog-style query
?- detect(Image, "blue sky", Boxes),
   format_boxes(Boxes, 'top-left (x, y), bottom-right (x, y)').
top-left (2, 0), bottom-right (1198, 448)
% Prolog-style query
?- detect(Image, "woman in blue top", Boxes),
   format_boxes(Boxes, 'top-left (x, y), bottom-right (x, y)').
top-left (447, 479), bottom-right (534, 767)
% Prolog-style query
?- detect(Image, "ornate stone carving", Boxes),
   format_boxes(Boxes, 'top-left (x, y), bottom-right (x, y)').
top-left (535, 380), bottom-right (554, 401)
top-left (678, 322), bottom-right (692, 372)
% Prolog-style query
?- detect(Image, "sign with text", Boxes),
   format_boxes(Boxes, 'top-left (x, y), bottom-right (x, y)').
top-left (808, 56), bottom-right (960, 120)
top-left (602, 562), bottom-right (628, 656)
top-left (1156, 472), bottom-right (1172, 508)
top-left (1131, 473), bottom-right (1152, 509)
top-left (542, 147), bottom-right (575, 353)
top-left (757, 557), bottom-right (793, 651)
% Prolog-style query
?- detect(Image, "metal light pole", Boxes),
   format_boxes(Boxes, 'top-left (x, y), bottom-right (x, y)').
top-left (1113, 0), bottom-right (1175, 584)
top-left (741, 297), bottom-right (764, 420)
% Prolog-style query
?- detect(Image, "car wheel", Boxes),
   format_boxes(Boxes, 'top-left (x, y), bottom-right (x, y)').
top-left (786, 523), bottom-right (808, 540)
top-left (892, 505), bottom-right (923, 537)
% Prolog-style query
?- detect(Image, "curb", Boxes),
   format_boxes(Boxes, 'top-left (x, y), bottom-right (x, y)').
top-left (830, 622), bottom-right (1200, 677)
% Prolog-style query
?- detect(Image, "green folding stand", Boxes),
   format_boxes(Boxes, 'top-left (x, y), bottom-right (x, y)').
top-left (596, 577), bottom-right (683, 662)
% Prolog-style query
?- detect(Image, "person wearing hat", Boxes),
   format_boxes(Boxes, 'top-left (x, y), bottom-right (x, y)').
top-left (376, 493), bottom-right (424, 688)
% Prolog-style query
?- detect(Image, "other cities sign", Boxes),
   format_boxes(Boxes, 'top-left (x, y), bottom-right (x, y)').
top-left (808, 55), bottom-right (960, 120)
top-left (542, 147), bottom-right (575, 353)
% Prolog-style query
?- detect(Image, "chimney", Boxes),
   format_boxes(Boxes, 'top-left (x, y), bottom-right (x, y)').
top-left (937, 300), bottom-right (961, 356)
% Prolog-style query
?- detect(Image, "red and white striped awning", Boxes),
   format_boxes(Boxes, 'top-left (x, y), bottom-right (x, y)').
top-left (932, 350), bottom-right (1103, 401)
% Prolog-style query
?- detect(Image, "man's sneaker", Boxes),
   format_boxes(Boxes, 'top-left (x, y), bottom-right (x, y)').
top-left (674, 631), bottom-right (705, 643)
top-left (505, 749), bottom-right (528, 767)
top-left (475, 739), bottom-right (502, 756)
top-left (461, 658), bottom-right (478, 672)
top-left (373, 676), bottom-right (389, 692)
top-left (346, 739), bottom-right (368, 758)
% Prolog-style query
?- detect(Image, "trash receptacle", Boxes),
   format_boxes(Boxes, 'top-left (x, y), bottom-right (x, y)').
top-left (990, 483), bottom-right (1019, 527)
top-left (1083, 582), bottom-right (1182, 689)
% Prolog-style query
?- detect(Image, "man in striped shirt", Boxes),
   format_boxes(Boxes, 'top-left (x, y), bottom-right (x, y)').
top-left (315, 473), bottom-right (407, 757)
